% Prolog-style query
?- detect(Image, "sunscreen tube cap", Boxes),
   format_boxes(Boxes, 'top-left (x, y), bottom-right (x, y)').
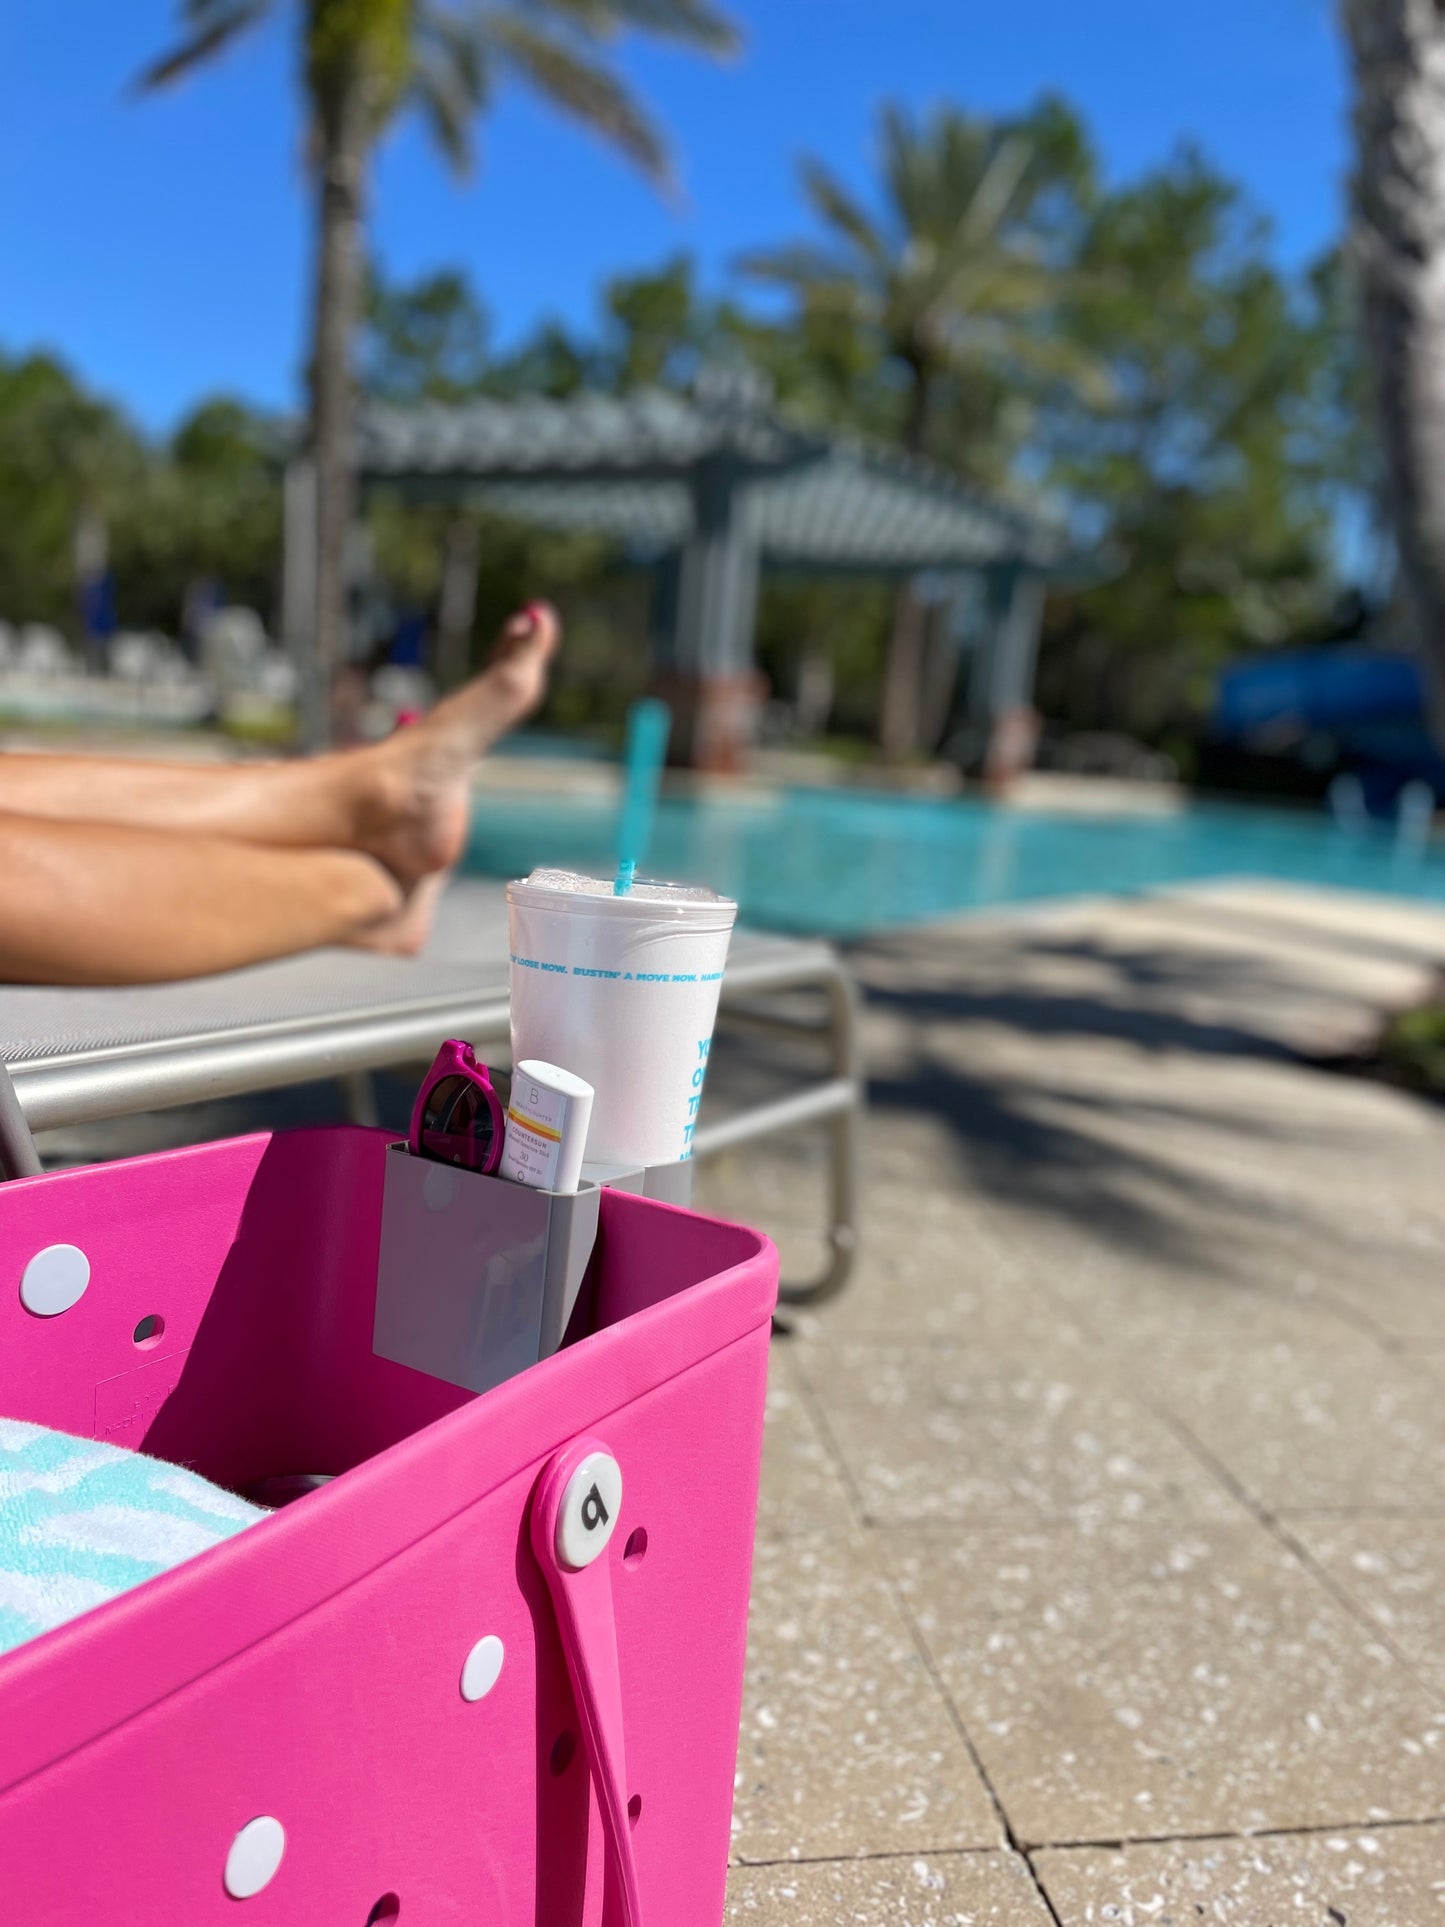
top-left (501, 1060), bottom-right (595, 1195)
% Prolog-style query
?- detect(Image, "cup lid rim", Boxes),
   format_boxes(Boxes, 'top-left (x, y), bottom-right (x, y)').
top-left (506, 872), bottom-right (738, 919)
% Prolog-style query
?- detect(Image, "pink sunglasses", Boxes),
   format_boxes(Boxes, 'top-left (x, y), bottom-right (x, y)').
top-left (408, 1039), bottom-right (506, 1176)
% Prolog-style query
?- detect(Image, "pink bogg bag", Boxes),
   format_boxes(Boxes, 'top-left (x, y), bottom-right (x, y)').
top-left (0, 1125), bottom-right (777, 1925)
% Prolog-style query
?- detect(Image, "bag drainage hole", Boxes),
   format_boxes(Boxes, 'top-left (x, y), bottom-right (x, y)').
top-left (623, 1527), bottom-right (648, 1567)
top-left (627, 1794), bottom-right (642, 1827)
top-left (132, 1314), bottom-right (165, 1348)
top-left (550, 1731), bottom-right (576, 1776)
top-left (365, 1899), bottom-right (400, 1926)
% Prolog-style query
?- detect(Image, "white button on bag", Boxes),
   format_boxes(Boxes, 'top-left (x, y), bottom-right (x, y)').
top-left (224, 1816), bottom-right (286, 1899)
top-left (19, 1244), bottom-right (90, 1317)
top-left (460, 1633), bottom-right (505, 1703)
top-left (554, 1452), bottom-right (623, 1570)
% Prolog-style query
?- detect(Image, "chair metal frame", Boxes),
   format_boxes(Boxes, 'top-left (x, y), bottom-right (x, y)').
top-left (0, 935), bottom-right (862, 1308)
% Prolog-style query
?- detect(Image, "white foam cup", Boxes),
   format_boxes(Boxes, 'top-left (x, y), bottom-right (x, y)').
top-left (506, 869), bottom-right (738, 1168)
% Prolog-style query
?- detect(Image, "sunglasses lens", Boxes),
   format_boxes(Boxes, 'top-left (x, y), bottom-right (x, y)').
top-left (420, 1073), bottom-right (495, 1168)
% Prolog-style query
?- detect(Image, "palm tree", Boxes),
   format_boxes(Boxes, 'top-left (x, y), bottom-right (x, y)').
top-left (743, 98), bottom-right (1098, 757)
top-left (1341, 0), bottom-right (1445, 751)
top-left (139, 0), bottom-right (738, 744)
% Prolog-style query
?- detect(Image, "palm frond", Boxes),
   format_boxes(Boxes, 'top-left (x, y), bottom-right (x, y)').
top-left (936, 256), bottom-right (1057, 324)
top-left (736, 243), bottom-right (867, 305)
top-left (798, 159), bottom-right (888, 271)
top-left (931, 233), bottom-right (1053, 325)
top-left (132, 0), bottom-right (273, 91)
top-left (881, 99), bottom-right (989, 244)
top-left (412, 7), bottom-right (491, 170)
top-left (595, 0), bottom-right (737, 50)
top-left (411, 50), bottom-right (489, 170)
top-left (510, 0), bottom-right (738, 54)
top-left (965, 323), bottom-right (1113, 406)
top-left (956, 133), bottom-right (1034, 249)
top-left (485, 12), bottom-right (670, 182)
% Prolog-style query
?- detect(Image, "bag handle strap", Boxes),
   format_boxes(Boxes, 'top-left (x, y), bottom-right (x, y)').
top-left (531, 1438), bottom-right (644, 1927)
top-left (0, 1060), bottom-right (41, 1181)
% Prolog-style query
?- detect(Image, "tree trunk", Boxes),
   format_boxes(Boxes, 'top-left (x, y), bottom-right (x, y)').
top-left (305, 74), bottom-right (369, 749)
top-left (878, 361), bottom-right (934, 756)
top-left (919, 600), bottom-right (963, 752)
top-left (1343, 0), bottom-right (1445, 750)
top-left (879, 587), bottom-right (928, 755)
top-left (436, 517), bottom-right (481, 691)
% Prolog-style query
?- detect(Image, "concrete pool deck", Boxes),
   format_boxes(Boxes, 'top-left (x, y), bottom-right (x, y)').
top-left (694, 881), bottom-right (1445, 1925)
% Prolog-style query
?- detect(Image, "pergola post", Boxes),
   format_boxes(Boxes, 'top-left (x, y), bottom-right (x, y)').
top-left (970, 564), bottom-right (1047, 785)
top-left (657, 456), bottom-right (763, 772)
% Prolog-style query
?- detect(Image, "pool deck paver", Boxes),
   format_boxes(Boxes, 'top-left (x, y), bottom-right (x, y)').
top-left (1032, 1824), bottom-right (1445, 1925)
top-left (1139, 1320), bottom-right (1445, 1514)
top-left (698, 882), bottom-right (1445, 1926)
top-left (732, 1529), bottom-right (1003, 1864)
top-left (752, 1345), bottom-right (857, 1541)
top-left (892, 1519), bottom-right (1445, 1844)
top-left (1287, 1516), bottom-right (1445, 1698)
top-left (726, 1850), bottom-right (1057, 1924)
top-left (792, 1339), bottom-right (1245, 1528)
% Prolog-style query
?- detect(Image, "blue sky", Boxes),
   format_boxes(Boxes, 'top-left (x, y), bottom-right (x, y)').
top-left (3, 0), bottom-right (1347, 434)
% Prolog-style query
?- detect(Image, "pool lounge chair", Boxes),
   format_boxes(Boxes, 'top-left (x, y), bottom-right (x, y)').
top-left (0, 878), bottom-right (861, 1306)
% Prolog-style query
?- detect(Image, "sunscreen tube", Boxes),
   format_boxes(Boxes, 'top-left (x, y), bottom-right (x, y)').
top-left (501, 1060), bottom-right (594, 1195)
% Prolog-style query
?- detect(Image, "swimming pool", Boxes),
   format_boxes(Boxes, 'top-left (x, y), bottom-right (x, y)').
top-left (465, 786), bottom-right (1445, 938)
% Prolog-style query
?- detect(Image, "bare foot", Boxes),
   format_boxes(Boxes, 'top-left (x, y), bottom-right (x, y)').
top-left (348, 872), bottom-right (448, 956)
top-left (353, 602), bottom-right (559, 888)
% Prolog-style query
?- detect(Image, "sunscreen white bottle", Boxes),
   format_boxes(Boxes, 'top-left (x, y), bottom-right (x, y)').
top-left (501, 1060), bottom-right (594, 1195)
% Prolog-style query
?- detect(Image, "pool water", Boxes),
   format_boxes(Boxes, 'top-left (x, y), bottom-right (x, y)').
top-left (465, 786), bottom-right (1445, 939)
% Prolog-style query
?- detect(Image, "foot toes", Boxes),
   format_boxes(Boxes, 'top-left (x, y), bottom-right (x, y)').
top-left (499, 600), bottom-right (559, 659)
top-left (484, 601), bottom-right (559, 723)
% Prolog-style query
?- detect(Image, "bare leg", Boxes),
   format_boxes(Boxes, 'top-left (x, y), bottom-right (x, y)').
top-left (0, 604), bottom-right (560, 888)
top-left (0, 812), bottom-right (406, 985)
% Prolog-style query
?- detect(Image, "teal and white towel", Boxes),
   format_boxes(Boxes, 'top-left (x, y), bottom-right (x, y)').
top-left (0, 1417), bottom-right (264, 1656)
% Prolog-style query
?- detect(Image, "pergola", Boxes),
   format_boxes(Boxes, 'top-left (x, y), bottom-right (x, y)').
top-left (283, 369), bottom-right (1080, 767)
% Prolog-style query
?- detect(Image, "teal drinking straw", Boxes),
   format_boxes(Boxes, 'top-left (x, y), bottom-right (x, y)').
top-left (614, 698), bottom-right (672, 896)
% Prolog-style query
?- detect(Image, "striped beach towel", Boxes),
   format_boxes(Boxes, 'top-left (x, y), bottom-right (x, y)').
top-left (0, 1417), bottom-right (263, 1656)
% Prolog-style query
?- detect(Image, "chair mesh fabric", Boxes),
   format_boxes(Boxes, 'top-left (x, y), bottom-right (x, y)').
top-left (0, 879), bottom-right (790, 1064)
